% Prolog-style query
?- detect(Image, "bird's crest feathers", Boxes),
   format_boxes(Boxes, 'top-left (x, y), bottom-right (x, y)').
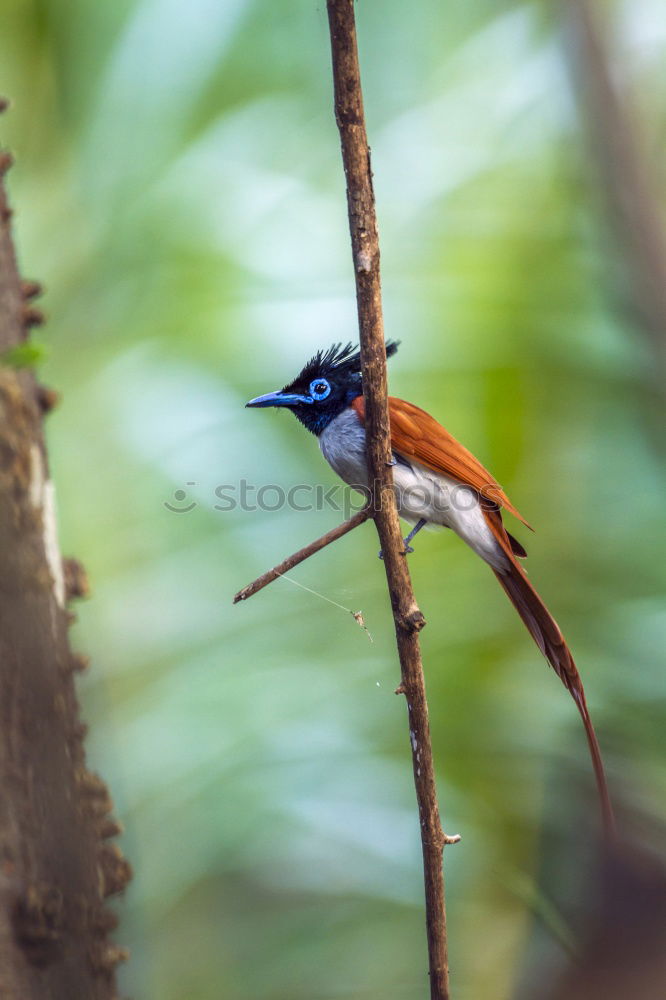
top-left (287, 339), bottom-right (399, 390)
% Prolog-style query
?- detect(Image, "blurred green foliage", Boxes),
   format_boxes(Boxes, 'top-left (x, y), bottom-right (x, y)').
top-left (2, 1), bottom-right (665, 997)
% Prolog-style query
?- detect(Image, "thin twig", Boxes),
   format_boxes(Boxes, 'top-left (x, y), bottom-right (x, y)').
top-left (232, 507), bottom-right (371, 604)
top-left (326, 3), bottom-right (457, 998)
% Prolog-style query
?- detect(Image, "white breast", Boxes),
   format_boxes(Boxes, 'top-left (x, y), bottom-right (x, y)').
top-left (318, 408), bottom-right (508, 572)
top-left (319, 409), bottom-right (369, 489)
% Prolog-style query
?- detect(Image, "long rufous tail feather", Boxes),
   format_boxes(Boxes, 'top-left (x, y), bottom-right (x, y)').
top-left (492, 559), bottom-right (615, 836)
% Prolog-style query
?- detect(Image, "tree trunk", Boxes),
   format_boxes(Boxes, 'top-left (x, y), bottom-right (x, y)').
top-left (0, 128), bottom-right (130, 998)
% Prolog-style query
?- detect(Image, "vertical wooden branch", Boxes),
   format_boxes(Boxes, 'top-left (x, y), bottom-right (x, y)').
top-left (565, 0), bottom-right (666, 386)
top-left (326, 5), bottom-right (458, 999)
top-left (0, 112), bottom-right (130, 997)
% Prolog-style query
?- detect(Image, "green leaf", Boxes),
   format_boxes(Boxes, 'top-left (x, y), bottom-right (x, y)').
top-left (0, 341), bottom-right (47, 369)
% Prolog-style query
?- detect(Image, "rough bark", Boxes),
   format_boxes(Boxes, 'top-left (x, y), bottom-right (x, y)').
top-left (0, 120), bottom-right (130, 998)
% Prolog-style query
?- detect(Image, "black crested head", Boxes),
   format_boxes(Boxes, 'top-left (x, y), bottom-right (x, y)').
top-left (245, 340), bottom-right (399, 435)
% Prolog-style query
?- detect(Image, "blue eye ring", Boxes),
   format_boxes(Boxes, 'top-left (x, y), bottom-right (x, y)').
top-left (309, 378), bottom-right (331, 401)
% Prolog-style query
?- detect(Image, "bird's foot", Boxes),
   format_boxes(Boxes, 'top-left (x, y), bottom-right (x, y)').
top-left (378, 538), bottom-right (415, 560)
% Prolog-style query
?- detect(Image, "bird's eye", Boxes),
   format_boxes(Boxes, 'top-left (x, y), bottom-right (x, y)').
top-left (309, 378), bottom-right (331, 401)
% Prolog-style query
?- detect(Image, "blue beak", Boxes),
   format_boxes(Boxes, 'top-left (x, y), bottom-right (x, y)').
top-left (245, 390), bottom-right (313, 408)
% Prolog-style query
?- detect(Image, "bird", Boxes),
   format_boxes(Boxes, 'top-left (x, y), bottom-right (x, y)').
top-left (246, 340), bottom-right (614, 833)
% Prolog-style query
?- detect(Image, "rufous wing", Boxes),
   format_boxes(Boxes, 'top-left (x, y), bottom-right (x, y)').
top-left (351, 395), bottom-right (613, 830)
top-left (351, 394), bottom-right (532, 529)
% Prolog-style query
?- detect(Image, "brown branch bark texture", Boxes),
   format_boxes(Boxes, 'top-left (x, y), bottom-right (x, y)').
top-left (326, 4), bottom-right (456, 998)
top-left (232, 7), bottom-right (457, 994)
top-left (0, 113), bottom-right (130, 998)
